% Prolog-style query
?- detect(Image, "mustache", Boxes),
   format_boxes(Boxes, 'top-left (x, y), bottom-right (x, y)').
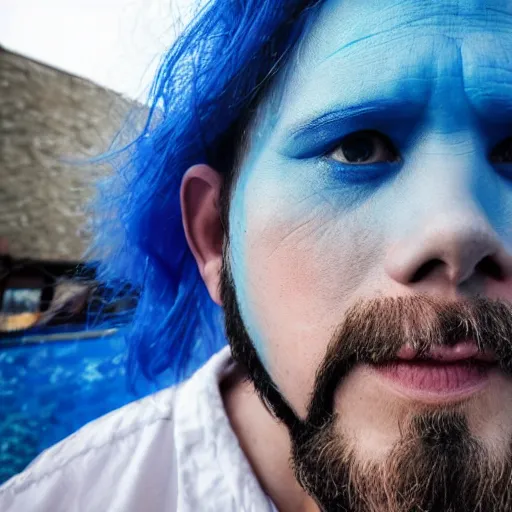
top-left (306, 295), bottom-right (512, 427)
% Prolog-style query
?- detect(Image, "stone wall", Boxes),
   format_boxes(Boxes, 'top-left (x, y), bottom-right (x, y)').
top-left (0, 47), bottom-right (137, 261)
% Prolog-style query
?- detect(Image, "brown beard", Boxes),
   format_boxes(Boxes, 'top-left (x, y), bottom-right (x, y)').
top-left (293, 409), bottom-right (512, 511)
top-left (219, 255), bottom-right (512, 511)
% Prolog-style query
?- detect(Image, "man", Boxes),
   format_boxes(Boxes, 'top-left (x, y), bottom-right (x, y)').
top-left (3, 0), bottom-right (512, 510)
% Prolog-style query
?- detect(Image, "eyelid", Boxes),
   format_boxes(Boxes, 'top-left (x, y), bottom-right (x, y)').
top-left (282, 117), bottom-right (408, 161)
top-left (281, 100), bottom-right (423, 160)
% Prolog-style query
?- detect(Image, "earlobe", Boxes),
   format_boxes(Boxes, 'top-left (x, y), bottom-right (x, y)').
top-left (180, 164), bottom-right (224, 305)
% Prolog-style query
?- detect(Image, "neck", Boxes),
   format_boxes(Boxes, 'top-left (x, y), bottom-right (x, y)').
top-left (220, 364), bottom-right (320, 512)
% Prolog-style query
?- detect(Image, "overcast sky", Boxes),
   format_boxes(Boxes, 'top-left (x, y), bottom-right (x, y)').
top-left (1, 0), bottom-right (196, 102)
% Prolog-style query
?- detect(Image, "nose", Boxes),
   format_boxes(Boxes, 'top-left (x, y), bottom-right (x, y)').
top-left (385, 208), bottom-right (512, 291)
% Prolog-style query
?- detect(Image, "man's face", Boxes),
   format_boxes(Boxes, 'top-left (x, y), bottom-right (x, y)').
top-left (223, 0), bottom-right (512, 509)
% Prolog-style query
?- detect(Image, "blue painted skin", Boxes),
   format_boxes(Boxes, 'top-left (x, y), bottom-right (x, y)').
top-left (229, 0), bottom-right (512, 367)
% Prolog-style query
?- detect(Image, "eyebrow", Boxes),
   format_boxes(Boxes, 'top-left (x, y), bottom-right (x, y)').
top-left (466, 82), bottom-right (512, 122)
top-left (281, 96), bottom-right (428, 158)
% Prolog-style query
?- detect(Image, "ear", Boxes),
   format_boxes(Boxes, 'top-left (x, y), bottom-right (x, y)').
top-left (180, 164), bottom-right (224, 305)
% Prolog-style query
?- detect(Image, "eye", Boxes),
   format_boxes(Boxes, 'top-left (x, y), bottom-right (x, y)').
top-left (329, 130), bottom-right (400, 165)
top-left (490, 137), bottom-right (512, 164)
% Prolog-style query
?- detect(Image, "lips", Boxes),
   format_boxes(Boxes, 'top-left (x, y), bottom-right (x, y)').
top-left (372, 341), bottom-right (497, 399)
top-left (396, 340), bottom-right (497, 363)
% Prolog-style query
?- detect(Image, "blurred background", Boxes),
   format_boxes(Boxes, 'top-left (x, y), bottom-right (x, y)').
top-left (0, 0), bottom-right (193, 483)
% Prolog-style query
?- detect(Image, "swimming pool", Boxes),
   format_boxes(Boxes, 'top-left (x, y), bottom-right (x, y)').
top-left (0, 327), bottom-right (169, 484)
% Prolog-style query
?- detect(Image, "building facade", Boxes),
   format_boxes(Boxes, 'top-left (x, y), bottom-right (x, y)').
top-left (0, 47), bottom-right (136, 261)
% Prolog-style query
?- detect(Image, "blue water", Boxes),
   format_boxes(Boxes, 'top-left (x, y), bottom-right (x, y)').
top-left (0, 329), bottom-right (168, 484)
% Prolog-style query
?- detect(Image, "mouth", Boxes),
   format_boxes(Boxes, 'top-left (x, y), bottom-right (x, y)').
top-left (369, 341), bottom-right (499, 403)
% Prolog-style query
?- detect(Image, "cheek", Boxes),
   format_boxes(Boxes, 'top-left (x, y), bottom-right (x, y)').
top-left (240, 194), bottom-right (380, 416)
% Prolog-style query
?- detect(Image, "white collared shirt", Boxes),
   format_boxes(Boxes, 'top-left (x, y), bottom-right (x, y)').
top-left (0, 347), bottom-right (279, 512)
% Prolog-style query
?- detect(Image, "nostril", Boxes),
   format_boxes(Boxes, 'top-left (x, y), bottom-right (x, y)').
top-left (476, 256), bottom-right (503, 280)
top-left (410, 259), bottom-right (444, 283)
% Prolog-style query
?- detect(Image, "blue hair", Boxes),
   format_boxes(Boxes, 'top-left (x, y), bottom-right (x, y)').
top-left (91, 0), bottom-right (321, 385)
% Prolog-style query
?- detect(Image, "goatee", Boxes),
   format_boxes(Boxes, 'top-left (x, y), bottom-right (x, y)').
top-left (220, 255), bottom-right (512, 511)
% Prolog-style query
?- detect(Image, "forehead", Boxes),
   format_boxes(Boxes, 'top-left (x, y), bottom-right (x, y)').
top-left (265, 0), bottom-right (512, 133)
top-left (306, 0), bottom-right (512, 50)
top-left (300, 0), bottom-right (512, 65)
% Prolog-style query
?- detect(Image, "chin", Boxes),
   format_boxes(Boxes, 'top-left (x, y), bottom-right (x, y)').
top-left (293, 368), bottom-right (512, 512)
top-left (332, 363), bottom-right (512, 463)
